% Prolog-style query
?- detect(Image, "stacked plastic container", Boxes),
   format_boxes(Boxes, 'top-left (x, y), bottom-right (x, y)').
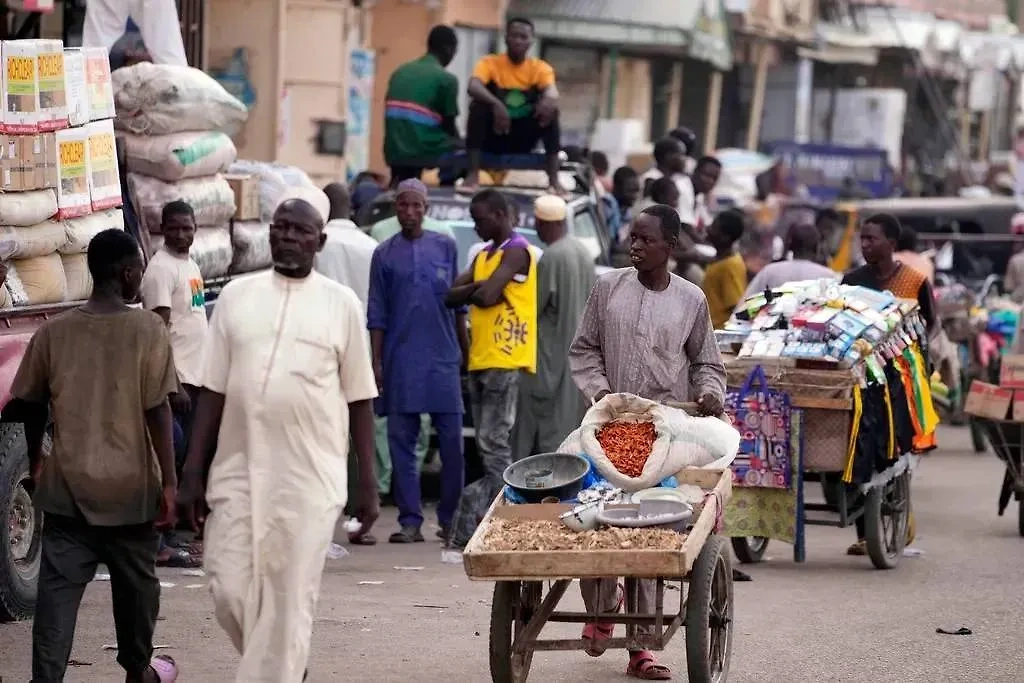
top-left (112, 62), bottom-right (247, 280)
top-left (0, 39), bottom-right (123, 308)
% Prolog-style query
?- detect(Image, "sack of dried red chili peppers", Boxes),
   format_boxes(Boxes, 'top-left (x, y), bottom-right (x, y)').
top-left (557, 393), bottom-right (740, 492)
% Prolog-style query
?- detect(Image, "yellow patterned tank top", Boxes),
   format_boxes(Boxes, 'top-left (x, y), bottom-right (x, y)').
top-left (468, 234), bottom-right (538, 373)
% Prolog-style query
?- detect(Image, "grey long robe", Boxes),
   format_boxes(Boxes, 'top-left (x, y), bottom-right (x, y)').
top-left (513, 236), bottom-right (596, 460)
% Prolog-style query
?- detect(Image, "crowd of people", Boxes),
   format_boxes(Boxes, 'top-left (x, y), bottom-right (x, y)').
top-left (6, 16), bottom-right (960, 683)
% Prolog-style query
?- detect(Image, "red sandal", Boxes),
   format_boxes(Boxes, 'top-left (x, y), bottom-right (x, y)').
top-left (626, 651), bottom-right (672, 680)
top-left (581, 583), bottom-right (624, 657)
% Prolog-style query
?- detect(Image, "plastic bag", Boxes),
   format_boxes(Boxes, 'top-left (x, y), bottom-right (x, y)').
top-left (112, 62), bottom-right (249, 136)
top-left (189, 226), bottom-right (233, 279)
top-left (0, 190), bottom-right (58, 227)
top-left (129, 174), bottom-right (236, 233)
top-left (121, 131), bottom-right (237, 182)
top-left (229, 221), bottom-right (271, 274)
top-left (725, 366), bottom-right (793, 489)
top-left (557, 393), bottom-right (739, 492)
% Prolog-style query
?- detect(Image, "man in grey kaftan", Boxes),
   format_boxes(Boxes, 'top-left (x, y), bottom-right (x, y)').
top-left (513, 195), bottom-right (596, 459)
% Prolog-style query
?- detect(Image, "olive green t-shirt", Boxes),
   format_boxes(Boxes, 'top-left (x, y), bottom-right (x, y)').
top-left (384, 54), bottom-right (459, 165)
top-left (11, 307), bottom-right (178, 526)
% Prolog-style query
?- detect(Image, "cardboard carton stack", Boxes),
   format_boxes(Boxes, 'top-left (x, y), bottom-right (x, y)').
top-left (0, 39), bottom-right (123, 307)
top-left (964, 356), bottom-right (1024, 422)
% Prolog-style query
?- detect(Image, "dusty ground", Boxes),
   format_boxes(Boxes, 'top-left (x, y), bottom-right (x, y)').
top-left (2, 425), bottom-right (1024, 682)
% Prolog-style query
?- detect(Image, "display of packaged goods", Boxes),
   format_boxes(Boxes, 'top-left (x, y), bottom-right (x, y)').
top-left (225, 173), bottom-right (259, 220)
top-left (54, 126), bottom-right (91, 218)
top-left (1, 39), bottom-right (67, 133)
top-left (63, 48), bottom-right (87, 127)
top-left (0, 132), bottom-right (57, 191)
top-left (86, 120), bottom-right (121, 210)
top-left (64, 46), bottom-right (115, 122)
top-left (728, 280), bottom-right (923, 368)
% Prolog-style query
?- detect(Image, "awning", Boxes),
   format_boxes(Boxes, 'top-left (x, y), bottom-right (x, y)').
top-left (815, 7), bottom-right (936, 56)
top-left (506, 0), bottom-right (732, 70)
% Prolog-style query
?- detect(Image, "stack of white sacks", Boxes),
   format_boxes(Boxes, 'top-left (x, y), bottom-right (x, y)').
top-left (0, 39), bottom-right (124, 308)
top-left (113, 62), bottom-right (247, 280)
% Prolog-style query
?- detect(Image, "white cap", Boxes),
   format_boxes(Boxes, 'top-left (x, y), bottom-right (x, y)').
top-left (534, 194), bottom-right (567, 222)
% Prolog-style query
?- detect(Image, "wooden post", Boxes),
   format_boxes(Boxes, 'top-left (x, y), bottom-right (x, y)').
top-left (746, 40), bottom-right (770, 151)
top-left (705, 70), bottom-right (723, 153)
top-left (666, 61), bottom-right (684, 131)
top-left (605, 47), bottom-right (619, 118)
top-left (978, 109), bottom-right (992, 162)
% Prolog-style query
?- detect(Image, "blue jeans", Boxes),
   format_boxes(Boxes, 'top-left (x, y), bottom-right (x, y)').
top-left (388, 412), bottom-right (464, 529)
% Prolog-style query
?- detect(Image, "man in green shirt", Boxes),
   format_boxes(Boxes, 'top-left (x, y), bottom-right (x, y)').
top-left (384, 25), bottom-right (461, 186)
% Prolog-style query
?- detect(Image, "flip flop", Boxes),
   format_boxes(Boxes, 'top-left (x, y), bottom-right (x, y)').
top-left (156, 548), bottom-right (202, 569)
top-left (150, 654), bottom-right (178, 682)
top-left (582, 583), bottom-right (624, 657)
top-left (627, 651), bottom-right (672, 680)
top-left (348, 533), bottom-right (377, 546)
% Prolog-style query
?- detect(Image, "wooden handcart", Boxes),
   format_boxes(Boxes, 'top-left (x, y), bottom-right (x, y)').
top-left (463, 468), bottom-right (734, 683)
top-left (723, 359), bottom-right (913, 570)
top-left (972, 417), bottom-right (1024, 536)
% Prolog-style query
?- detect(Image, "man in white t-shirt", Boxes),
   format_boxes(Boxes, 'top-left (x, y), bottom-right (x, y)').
top-left (141, 200), bottom-right (208, 426)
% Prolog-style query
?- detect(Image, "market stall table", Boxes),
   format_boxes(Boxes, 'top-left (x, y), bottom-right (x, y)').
top-left (463, 468), bottom-right (734, 683)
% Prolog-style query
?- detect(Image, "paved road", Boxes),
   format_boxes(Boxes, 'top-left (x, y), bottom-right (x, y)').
top-left (2, 425), bottom-right (1023, 682)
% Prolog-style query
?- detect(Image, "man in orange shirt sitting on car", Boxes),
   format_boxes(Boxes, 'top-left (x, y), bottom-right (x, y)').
top-left (462, 17), bottom-right (563, 194)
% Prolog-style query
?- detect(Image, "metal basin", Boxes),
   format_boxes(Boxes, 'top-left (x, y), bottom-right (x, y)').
top-left (503, 453), bottom-right (590, 503)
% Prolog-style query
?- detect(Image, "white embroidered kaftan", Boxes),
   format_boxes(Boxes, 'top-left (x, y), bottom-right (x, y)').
top-left (200, 270), bottom-right (378, 682)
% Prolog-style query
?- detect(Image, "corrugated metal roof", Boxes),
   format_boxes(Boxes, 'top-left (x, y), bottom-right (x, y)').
top-left (507, 0), bottom-right (696, 31)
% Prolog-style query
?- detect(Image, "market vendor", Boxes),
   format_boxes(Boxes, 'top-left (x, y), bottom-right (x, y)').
top-left (568, 204), bottom-right (726, 681)
top-left (840, 212), bottom-right (936, 557)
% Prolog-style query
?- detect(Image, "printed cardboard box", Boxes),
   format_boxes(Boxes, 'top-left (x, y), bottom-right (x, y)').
top-left (55, 126), bottom-right (90, 218)
top-left (964, 381), bottom-right (1013, 421)
top-left (63, 49), bottom-right (87, 127)
top-left (86, 120), bottom-right (120, 210)
top-left (0, 132), bottom-right (57, 191)
top-left (225, 173), bottom-right (259, 221)
top-left (999, 354), bottom-right (1024, 389)
top-left (82, 47), bottom-right (114, 121)
top-left (35, 39), bottom-right (66, 131)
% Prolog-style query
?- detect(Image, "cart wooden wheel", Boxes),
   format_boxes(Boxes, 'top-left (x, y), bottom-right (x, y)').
top-left (864, 471), bottom-right (910, 570)
top-left (685, 535), bottom-right (734, 683)
top-left (730, 536), bottom-right (769, 564)
top-left (489, 580), bottom-right (542, 683)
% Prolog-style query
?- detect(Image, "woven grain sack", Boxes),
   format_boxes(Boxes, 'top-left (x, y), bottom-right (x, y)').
top-left (0, 190), bottom-right (58, 227)
top-left (190, 226), bottom-right (233, 279)
top-left (5, 253), bottom-right (67, 306)
top-left (228, 160), bottom-right (315, 221)
top-left (129, 174), bottom-right (236, 233)
top-left (121, 131), bottom-right (237, 182)
top-left (557, 393), bottom-right (740, 492)
top-left (230, 221), bottom-right (271, 274)
top-left (61, 209), bottom-right (125, 254)
top-left (112, 62), bottom-right (248, 136)
top-left (61, 253), bottom-right (92, 300)
top-left (0, 220), bottom-right (69, 260)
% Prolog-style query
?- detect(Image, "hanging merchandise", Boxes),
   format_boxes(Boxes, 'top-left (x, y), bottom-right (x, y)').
top-left (725, 365), bottom-right (793, 489)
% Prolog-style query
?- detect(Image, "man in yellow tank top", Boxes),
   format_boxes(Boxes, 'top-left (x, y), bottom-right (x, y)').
top-left (444, 189), bottom-right (537, 548)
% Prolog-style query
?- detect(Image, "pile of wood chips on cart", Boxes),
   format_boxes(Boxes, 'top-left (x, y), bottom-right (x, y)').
top-left (482, 519), bottom-right (685, 552)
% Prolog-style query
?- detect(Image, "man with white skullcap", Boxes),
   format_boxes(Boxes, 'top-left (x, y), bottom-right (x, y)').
top-left (513, 194), bottom-right (596, 459)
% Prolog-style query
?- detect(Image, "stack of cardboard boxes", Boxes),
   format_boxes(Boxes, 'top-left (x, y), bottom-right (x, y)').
top-left (0, 38), bottom-right (121, 306)
top-left (964, 356), bottom-right (1024, 421)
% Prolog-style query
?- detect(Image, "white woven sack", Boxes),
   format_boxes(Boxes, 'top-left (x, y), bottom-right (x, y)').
top-left (61, 253), bottom-right (92, 300)
top-left (121, 131), bottom-right (237, 182)
top-left (112, 62), bottom-right (248, 136)
top-left (190, 226), bottom-right (233, 280)
top-left (129, 174), bottom-right (236, 233)
top-left (557, 393), bottom-right (740, 492)
top-left (0, 220), bottom-right (68, 260)
top-left (0, 190), bottom-right (58, 227)
top-left (60, 209), bottom-right (125, 254)
top-left (228, 160), bottom-right (316, 222)
top-left (5, 253), bottom-right (68, 306)
top-left (229, 221), bottom-right (271, 274)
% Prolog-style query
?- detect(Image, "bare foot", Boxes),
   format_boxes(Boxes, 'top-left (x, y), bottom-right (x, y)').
top-left (458, 172), bottom-right (480, 194)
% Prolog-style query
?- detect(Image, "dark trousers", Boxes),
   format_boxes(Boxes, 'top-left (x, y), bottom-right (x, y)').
top-left (466, 101), bottom-right (560, 155)
top-left (389, 165), bottom-right (423, 187)
top-left (173, 383), bottom-right (201, 474)
top-left (32, 514), bottom-right (160, 682)
top-left (388, 412), bottom-right (464, 529)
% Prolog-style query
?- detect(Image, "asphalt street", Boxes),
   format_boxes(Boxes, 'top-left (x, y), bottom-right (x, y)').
top-left (2, 425), bottom-right (1023, 682)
